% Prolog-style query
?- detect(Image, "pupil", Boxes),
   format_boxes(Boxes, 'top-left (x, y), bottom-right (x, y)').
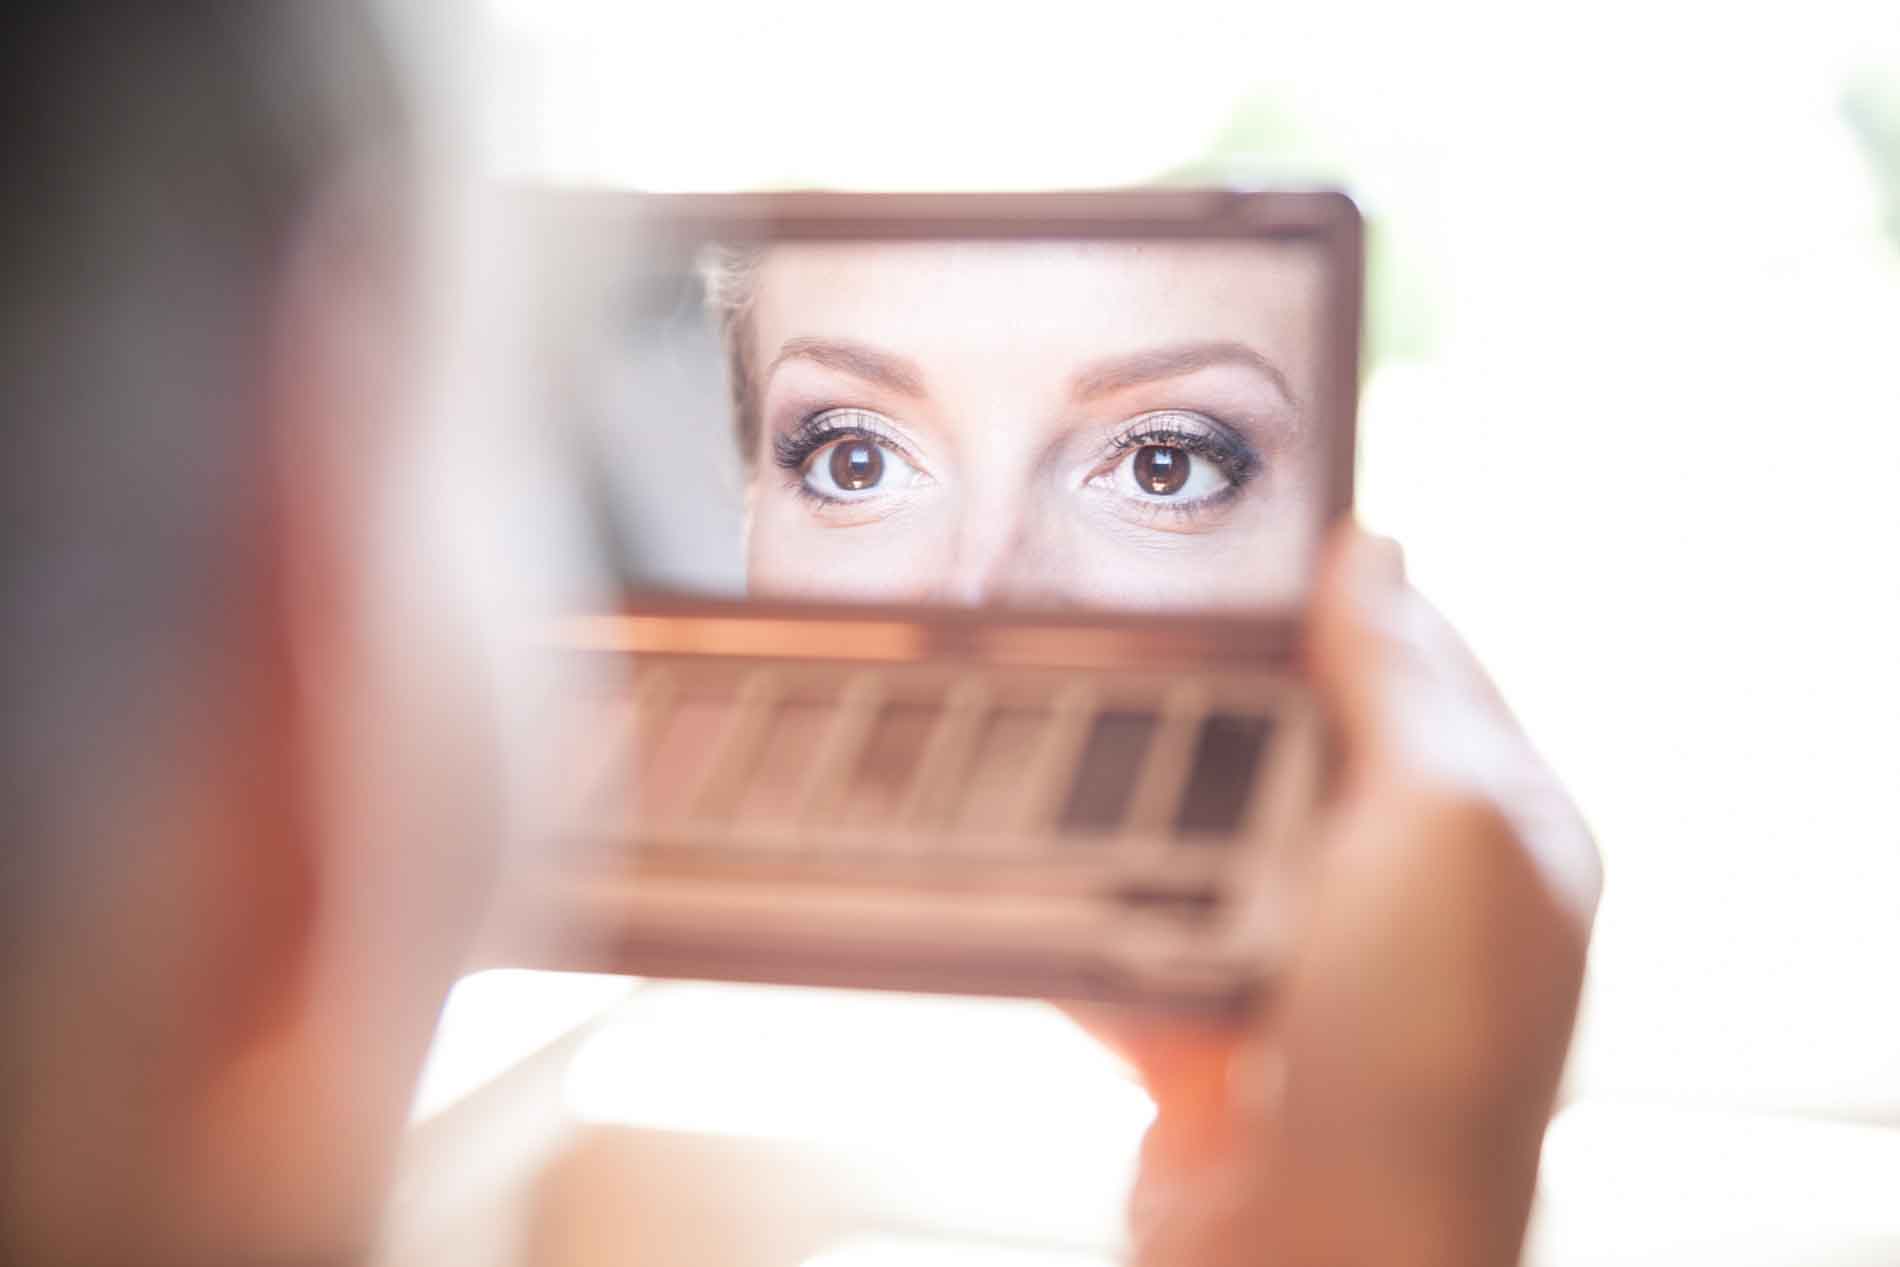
top-left (830, 441), bottom-right (883, 491)
top-left (1133, 444), bottom-right (1189, 495)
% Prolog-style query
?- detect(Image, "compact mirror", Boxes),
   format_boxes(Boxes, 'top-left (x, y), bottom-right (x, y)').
top-left (519, 190), bottom-right (1360, 618)
top-left (501, 191), bottom-right (1363, 1010)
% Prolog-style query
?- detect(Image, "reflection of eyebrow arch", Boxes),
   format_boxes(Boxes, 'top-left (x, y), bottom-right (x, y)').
top-left (1071, 340), bottom-right (1294, 405)
top-left (767, 337), bottom-right (928, 397)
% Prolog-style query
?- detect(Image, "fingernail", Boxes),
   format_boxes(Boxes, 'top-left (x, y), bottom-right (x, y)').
top-left (1349, 530), bottom-right (1405, 590)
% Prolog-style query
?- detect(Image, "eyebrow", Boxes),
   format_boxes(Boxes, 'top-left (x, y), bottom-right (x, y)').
top-left (1070, 340), bottom-right (1295, 405)
top-left (766, 336), bottom-right (928, 397)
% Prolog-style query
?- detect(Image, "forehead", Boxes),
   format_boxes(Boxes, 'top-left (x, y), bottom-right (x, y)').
top-left (749, 239), bottom-right (1330, 393)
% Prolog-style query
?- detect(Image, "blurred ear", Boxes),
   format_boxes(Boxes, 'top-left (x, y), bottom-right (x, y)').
top-left (202, 172), bottom-right (422, 1066)
top-left (156, 172), bottom-right (464, 1257)
top-left (268, 162), bottom-right (420, 643)
top-left (2, 165), bottom-right (428, 1267)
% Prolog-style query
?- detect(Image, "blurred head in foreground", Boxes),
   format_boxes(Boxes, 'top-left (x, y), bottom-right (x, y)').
top-left (2, 5), bottom-right (498, 1263)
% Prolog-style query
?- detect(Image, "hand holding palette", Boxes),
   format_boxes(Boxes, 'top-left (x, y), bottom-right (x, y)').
top-left (498, 190), bottom-right (1362, 1010)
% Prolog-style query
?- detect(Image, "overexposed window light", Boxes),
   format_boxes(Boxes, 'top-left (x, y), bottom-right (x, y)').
top-left (563, 982), bottom-right (1153, 1145)
top-left (563, 983), bottom-right (1152, 1241)
top-left (1532, 1102), bottom-right (1900, 1265)
top-left (409, 968), bottom-right (637, 1120)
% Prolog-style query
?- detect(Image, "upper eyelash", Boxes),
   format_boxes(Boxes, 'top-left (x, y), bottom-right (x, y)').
top-left (771, 408), bottom-right (911, 473)
top-left (1104, 411), bottom-right (1263, 488)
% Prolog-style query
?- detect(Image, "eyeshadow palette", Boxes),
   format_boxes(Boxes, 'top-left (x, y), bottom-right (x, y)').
top-left (489, 188), bottom-right (1362, 1010)
top-left (511, 603), bottom-right (1324, 1012)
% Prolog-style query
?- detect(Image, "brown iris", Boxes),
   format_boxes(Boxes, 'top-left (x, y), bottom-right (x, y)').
top-left (1133, 444), bottom-right (1189, 495)
top-left (829, 440), bottom-right (884, 491)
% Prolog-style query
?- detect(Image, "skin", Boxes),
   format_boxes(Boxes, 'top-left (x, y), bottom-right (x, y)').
top-left (743, 240), bottom-right (1329, 609)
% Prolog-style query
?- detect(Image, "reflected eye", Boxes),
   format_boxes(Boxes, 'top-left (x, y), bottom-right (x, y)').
top-left (802, 435), bottom-right (922, 501)
top-left (1086, 410), bottom-right (1261, 524)
top-left (778, 409), bottom-right (928, 506)
top-left (1098, 440), bottom-right (1239, 504)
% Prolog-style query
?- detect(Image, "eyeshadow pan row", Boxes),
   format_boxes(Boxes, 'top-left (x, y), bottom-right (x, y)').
top-left (574, 656), bottom-right (1297, 869)
top-left (527, 621), bottom-right (1323, 1009)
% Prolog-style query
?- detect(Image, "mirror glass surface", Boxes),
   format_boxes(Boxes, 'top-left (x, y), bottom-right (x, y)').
top-left (524, 196), bottom-right (1354, 614)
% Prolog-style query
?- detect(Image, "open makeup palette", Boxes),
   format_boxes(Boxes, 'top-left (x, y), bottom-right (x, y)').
top-left (503, 190), bottom-right (1362, 1012)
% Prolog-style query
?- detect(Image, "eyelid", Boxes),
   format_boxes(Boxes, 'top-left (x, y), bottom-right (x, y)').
top-left (772, 407), bottom-right (925, 473)
top-left (1107, 408), bottom-right (1233, 445)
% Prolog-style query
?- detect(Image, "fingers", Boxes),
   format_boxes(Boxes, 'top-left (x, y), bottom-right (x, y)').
top-left (1224, 529), bottom-right (1601, 1265)
top-left (1305, 527), bottom-right (1408, 760)
top-left (1288, 523), bottom-right (1595, 1150)
top-left (1309, 526), bottom-right (1514, 768)
top-left (1119, 527), bottom-right (1604, 1267)
top-left (1306, 525), bottom-right (1603, 923)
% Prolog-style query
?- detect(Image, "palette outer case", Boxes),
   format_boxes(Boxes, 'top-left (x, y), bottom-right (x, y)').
top-left (485, 188), bottom-right (1363, 1013)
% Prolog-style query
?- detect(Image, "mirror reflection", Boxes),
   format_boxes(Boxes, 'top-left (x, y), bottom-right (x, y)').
top-left (553, 218), bottom-right (1342, 612)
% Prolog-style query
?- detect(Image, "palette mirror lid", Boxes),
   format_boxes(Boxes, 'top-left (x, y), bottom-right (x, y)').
top-left (507, 187), bottom-right (1363, 630)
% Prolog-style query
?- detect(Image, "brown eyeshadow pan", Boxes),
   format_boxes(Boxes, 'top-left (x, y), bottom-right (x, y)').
top-left (831, 699), bottom-right (942, 824)
top-left (1057, 710), bottom-right (1159, 833)
top-left (1171, 713), bottom-right (1273, 837)
top-left (954, 708), bottom-right (1050, 834)
top-left (732, 700), bottom-right (831, 825)
top-left (635, 694), bottom-right (728, 820)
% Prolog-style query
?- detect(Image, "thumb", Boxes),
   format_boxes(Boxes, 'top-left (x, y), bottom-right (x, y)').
top-left (1305, 526), bottom-right (1408, 766)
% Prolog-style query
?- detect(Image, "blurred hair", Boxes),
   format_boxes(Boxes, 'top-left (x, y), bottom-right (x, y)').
top-left (696, 243), bottom-right (766, 466)
top-left (1, 0), bottom-right (412, 1173)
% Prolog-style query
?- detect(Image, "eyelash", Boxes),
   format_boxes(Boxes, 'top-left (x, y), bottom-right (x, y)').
top-left (769, 408), bottom-right (1262, 518)
top-left (772, 408), bottom-right (921, 506)
top-left (1100, 411), bottom-right (1263, 517)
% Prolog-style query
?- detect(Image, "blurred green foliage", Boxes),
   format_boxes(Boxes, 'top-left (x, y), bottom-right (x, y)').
top-left (1155, 93), bottom-right (1445, 375)
top-left (1841, 69), bottom-right (1900, 256)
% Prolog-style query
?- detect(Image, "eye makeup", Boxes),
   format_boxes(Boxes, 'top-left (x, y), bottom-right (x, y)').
top-left (771, 408), bottom-right (930, 510)
top-left (548, 605), bottom-right (1323, 1012)
top-left (1056, 711), bottom-right (1158, 832)
top-left (1082, 409), bottom-right (1266, 531)
top-left (769, 403), bottom-right (1270, 540)
top-left (1099, 410), bottom-right (1262, 492)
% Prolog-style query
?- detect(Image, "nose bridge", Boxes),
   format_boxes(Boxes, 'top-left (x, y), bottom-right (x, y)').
top-left (939, 445), bottom-right (1056, 605)
top-left (932, 389), bottom-right (1064, 605)
top-left (943, 496), bottom-right (1030, 604)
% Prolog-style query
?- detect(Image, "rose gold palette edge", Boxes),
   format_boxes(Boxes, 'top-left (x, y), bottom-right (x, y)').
top-left (491, 188), bottom-right (1362, 1013)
